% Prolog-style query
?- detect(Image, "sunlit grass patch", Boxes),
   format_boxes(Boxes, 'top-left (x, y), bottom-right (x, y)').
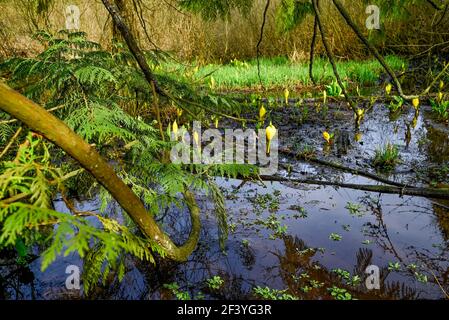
top-left (167, 55), bottom-right (406, 90)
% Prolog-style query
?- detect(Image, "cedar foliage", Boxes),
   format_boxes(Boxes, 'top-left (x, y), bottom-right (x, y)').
top-left (0, 30), bottom-right (256, 294)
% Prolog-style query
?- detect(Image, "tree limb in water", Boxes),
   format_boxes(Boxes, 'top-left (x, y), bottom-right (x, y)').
top-left (256, 0), bottom-right (270, 89)
top-left (279, 148), bottom-right (410, 188)
top-left (259, 175), bottom-right (449, 200)
top-left (0, 82), bottom-right (200, 262)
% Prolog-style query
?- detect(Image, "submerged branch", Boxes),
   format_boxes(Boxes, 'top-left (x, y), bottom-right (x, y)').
top-left (0, 82), bottom-right (200, 262)
top-left (279, 148), bottom-right (410, 188)
top-left (258, 175), bottom-right (449, 200)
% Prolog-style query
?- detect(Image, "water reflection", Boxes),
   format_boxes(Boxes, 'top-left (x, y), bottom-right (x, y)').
top-left (426, 126), bottom-right (449, 164)
top-left (1, 104), bottom-right (448, 300)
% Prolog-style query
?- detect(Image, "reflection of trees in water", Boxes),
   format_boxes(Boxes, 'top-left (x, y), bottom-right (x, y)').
top-left (0, 250), bottom-right (39, 299)
top-left (133, 204), bottom-right (254, 300)
top-left (361, 195), bottom-right (449, 299)
top-left (3, 190), bottom-right (449, 300)
top-left (272, 234), bottom-right (419, 299)
top-left (432, 202), bottom-right (449, 242)
top-left (426, 126), bottom-right (449, 164)
top-left (136, 243), bottom-right (253, 300)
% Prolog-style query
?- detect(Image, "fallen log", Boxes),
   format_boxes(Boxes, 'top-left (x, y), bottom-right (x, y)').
top-left (279, 148), bottom-right (410, 188)
top-left (259, 175), bottom-right (449, 200)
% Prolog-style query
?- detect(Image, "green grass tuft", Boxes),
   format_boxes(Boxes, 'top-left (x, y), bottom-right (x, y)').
top-left (165, 55), bottom-right (406, 91)
top-left (373, 143), bottom-right (401, 170)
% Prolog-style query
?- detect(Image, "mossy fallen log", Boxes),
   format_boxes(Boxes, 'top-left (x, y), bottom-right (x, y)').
top-left (259, 174), bottom-right (449, 200)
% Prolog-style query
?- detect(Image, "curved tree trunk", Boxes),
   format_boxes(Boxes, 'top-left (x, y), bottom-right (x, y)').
top-left (0, 82), bottom-right (200, 262)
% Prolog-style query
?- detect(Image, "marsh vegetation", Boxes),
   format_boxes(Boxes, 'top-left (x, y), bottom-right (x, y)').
top-left (0, 0), bottom-right (449, 300)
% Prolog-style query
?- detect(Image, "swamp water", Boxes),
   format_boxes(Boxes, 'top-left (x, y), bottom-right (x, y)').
top-left (1, 104), bottom-right (449, 300)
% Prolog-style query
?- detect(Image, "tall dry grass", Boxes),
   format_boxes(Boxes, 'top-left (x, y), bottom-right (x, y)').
top-left (0, 0), bottom-right (448, 62)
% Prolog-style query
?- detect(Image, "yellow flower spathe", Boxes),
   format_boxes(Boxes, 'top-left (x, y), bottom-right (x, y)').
top-left (259, 105), bottom-right (267, 121)
top-left (323, 131), bottom-right (331, 144)
top-left (412, 98), bottom-right (420, 109)
top-left (266, 122), bottom-right (277, 154)
top-left (385, 83), bottom-right (392, 95)
top-left (440, 80), bottom-right (444, 91)
top-left (284, 88), bottom-right (290, 105)
top-left (172, 120), bottom-right (179, 137)
top-left (438, 92), bottom-right (443, 102)
top-left (209, 76), bottom-right (215, 89)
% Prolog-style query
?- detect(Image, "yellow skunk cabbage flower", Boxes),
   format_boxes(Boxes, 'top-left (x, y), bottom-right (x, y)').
top-left (323, 131), bottom-right (331, 144)
top-left (355, 132), bottom-right (363, 142)
top-left (438, 92), bottom-right (443, 102)
top-left (385, 83), bottom-right (392, 95)
top-left (177, 108), bottom-right (183, 117)
top-left (193, 131), bottom-right (200, 147)
top-left (284, 88), bottom-right (290, 105)
top-left (215, 118), bottom-right (219, 129)
top-left (259, 105), bottom-right (267, 121)
top-left (323, 90), bottom-right (327, 105)
top-left (412, 98), bottom-right (420, 109)
top-left (355, 108), bottom-right (365, 127)
top-left (172, 120), bottom-right (179, 137)
top-left (266, 122), bottom-right (277, 154)
top-left (440, 80), bottom-right (444, 91)
top-left (209, 76), bottom-right (215, 89)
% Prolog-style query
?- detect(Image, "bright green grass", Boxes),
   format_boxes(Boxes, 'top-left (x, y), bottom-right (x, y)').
top-left (165, 55), bottom-right (405, 90)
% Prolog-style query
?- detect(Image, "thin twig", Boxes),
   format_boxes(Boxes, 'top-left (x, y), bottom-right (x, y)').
top-left (0, 127), bottom-right (22, 159)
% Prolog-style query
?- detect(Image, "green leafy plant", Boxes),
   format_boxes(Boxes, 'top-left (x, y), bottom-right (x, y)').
top-left (345, 202), bottom-right (364, 217)
top-left (206, 276), bottom-right (224, 290)
top-left (325, 80), bottom-right (347, 97)
top-left (388, 262), bottom-right (401, 271)
top-left (430, 99), bottom-right (449, 121)
top-left (0, 31), bottom-right (256, 294)
top-left (332, 269), bottom-right (361, 287)
top-left (253, 286), bottom-right (298, 300)
top-left (414, 272), bottom-right (428, 283)
top-left (163, 282), bottom-right (191, 300)
top-left (329, 233), bottom-right (343, 241)
top-left (328, 286), bottom-right (352, 300)
top-left (373, 143), bottom-right (400, 170)
top-left (388, 96), bottom-right (404, 113)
